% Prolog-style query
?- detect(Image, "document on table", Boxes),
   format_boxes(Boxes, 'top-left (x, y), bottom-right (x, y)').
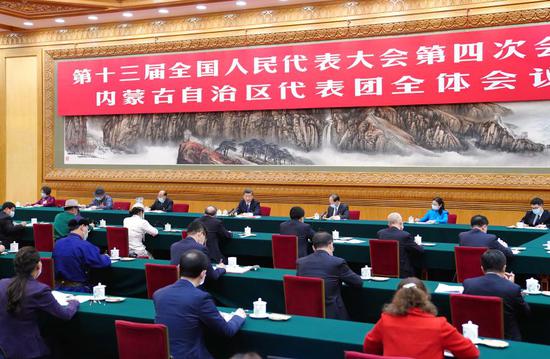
top-left (334, 238), bottom-right (365, 244)
top-left (219, 311), bottom-right (234, 322)
top-left (434, 284), bottom-right (464, 294)
top-left (217, 265), bottom-right (254, 274)
top-left (52, 291), bottom-right (92, 305)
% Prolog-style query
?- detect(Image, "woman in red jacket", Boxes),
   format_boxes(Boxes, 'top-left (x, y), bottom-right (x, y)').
top-left (363, 278), bottom-right (479, 359)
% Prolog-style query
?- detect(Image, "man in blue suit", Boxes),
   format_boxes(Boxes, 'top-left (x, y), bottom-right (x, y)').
top-left (170, 221), bottom-right (225, 281)
top-left (235, 188), bottom-right (261, 215)
top-left (280, 206), bottom-right (316, 257)
top-left (154, 249), bottom-right (246, 359)
top-left (296, 231), bottom-right (363, 320)
top-left (463, 249), bottom-right (530, 341)
top-left (323, 194), bottom-right (350, 220)
top-left (459, 215), bottom-right (513, 260)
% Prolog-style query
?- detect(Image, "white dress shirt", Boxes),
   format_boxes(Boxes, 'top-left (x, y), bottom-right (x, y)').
top-left (123, 214), bottom-right (159, 255)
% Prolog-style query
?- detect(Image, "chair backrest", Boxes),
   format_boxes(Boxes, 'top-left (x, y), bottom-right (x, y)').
top-left (115, 320), bottom-right (170, 359)
top-left (56, 199), bottom-right (66, 208)
top-left (272, 234), bottom-right (298, 269)
top-left (113, 202), bottom-right (131, 211)
top-left (181, 230), bottom-right (188, 239)
top-left (106, 226), bottom-right (129, 257)
top-left (173, 203), bottom-right (190, 213)
top-left (283, 275), bottom-right (325, 318)
top-left (260, 206), bottom-right (271, 216)
top-left (348, 210), bottom-right (360, 220)
top-left (369, 239), bottom-right (399, 277)
top-left (38, 257), bottom-right (55, 289)
top-left (450, 294), bottom-right (504, 339)
top-left (448, 213), bottom-right (458, 224)
top-left (33, 223), bottom-right (54, 252)
top-left (145, 263), bottom-right (179, 299)
top-left (454, 246), bottom-right (486, 283)
top-left (344, 351), bottom-right (413, 359)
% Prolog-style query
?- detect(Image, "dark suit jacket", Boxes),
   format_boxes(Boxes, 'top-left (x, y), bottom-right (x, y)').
top-left (326, 203), bottom-right (350, 219)
top-left (153, 279), bottom-right (245, 359)
top-left (280, 219), bottom-right (316, 258)
top-left (150, 198), bottom-right (174, 212)
top-left (376, 226), bottom-right (425, 278)
top-left (0, 212), bottom-right (25, 248)
top-left (459, 228), bottom-right (513, 259)
top-left (193, 215), bottom-right (232, 262)
top-left (296, 250), bottom-right (362, 320)
top-left (0, 278), bottom-right (78, 359)
top-left (236, 199), bottom-right (261, 215)
top-left (463, 273), bottom-right (530, 341)
top-left (170, 237), bottom-right (225, 281)
top-left (521, 209), bottom-right (550, 227)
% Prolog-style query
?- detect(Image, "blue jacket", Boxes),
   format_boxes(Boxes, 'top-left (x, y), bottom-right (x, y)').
top-left (458, 228), bottom-right (513, 259)
top-left (236, 199), bottom-right (261, 215)
top-left (88, 194), bottom-right (113, 210)
top-left (52, 232), bottom-right (111, 283)
top-left (0, 278), bottom-right (78, 359)
top-left (153, 279), bottom-right (245, 359)
top-left (280, 219), bottom-right (316, 258)
top-left (463, 273), bottom-right (530, 341)
top-left (419, 209), bottom-right (448, 224)
top-left (170, 237), bottom-right (225, 281)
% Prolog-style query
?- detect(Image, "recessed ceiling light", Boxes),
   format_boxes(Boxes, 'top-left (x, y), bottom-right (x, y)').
top-left (23, 21), bottom-right (33, 26)
top-left (196, 5), bottom-right (207, 10)
top-left (122, 12), bottom-right (133, 18)
top-left (88, 15), bottom-right (98, 20)
top-left (55, 18), bottom-right (65, 23)
top-left (158, 8), bottom-right (169, 14)
top-left (236, 1), bottom-right (247, 6)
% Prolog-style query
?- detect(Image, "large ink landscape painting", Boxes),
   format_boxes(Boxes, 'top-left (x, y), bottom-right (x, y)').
top-left (63, 101), bottom-right (550, 167)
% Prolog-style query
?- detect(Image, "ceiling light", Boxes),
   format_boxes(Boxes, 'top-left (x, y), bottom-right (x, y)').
top-left (158, 9), bottom-right (169, 14)
top-left (122, 12), bottom-right (133, 18)
top-left (196, 5), bottom-right (207, 10)
top-left (23, 21), bottom-right (33, 26)
top-left (55, 18), bottom-right (65, 23)
top-left (88, 15), bottom-right (98, 20)
top-left (236, 1), bottom-right (247, 6)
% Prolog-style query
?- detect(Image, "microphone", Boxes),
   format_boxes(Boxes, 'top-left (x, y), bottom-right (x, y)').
top-left (320, 211), bottom-right (327, 219)
top-left (227, 208), bottom-right (237, 216)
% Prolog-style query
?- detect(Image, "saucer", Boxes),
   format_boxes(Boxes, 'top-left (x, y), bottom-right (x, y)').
top-left (477, 339), bottom-right (509, 348)
top-left (370, 276), bottom-right (390, 281)
top-left (249, 313), bottom-right (269, 319)
top-left (541, 291), bottom-right (550, 297)
top-left (119, 257), bottom-right (136, 261)
top-left (92, 296), bottom-right (106, 301)
top-left (105, 297), bottom-right (126, 303)
top-left (268, 313), bottom-right (291, 321)
top-left (522, 290), bottom-right (542, 295)
top-left (421, 242), bottom-right (436, 246)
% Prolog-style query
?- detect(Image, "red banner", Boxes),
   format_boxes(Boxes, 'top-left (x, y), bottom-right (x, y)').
top-left (57, 23), bottom-right (550, 116)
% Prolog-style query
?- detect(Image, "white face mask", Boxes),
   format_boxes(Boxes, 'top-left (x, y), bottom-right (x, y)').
top-left (431, 204), bottom-right (440, 211)
top-left (158, 197), bottom-right (165, 204)
top-left (199, 275), bottom-right (205, 286)
top-left (41, 192), bottom-right (47, 198)
top-left (82, 229), bottom-right (89, 241)
top-left (9, 210), bottom-right (15, 218)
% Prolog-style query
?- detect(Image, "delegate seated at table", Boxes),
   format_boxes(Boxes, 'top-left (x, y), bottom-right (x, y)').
top-left (363, 278), bottom-right (479, 359)
top-left (459, 215), bottom-right (513, 260)
top-left (88, 187), bottom-right (113, 210)
top-left (0, 202), bottom-right (26, 253)
top-left (0, 247), bottom-right (79, 359)
top-left (520, 197), bottom-right (550, 228)
top-left (124, 203), bottom-right (159, 258)
top-left (154, 249), bottom-right (246, 359)
top-left (53, 199), bottom-right (83, 239)
top-left (323, 193), bottom-right (350, 220)
top-left (280, 206), bottom-right (316, 258)
top-left (150, 190), bottom-right (174, 212)
top-left (28, 186), bottom-right (56, 207)
top-left (416, 197), bottom-right (448, 224)
top-left (192, 206), bottom-right (232, 263)
top-left (235, 188), bottom-right (261, 216)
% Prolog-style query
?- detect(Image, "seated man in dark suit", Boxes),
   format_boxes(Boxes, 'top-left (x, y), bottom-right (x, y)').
top-left (235, 188), bottom-right (261, 216)
top-left (463, 249), bottom-right (530, 341)
top-left (459, 215), bottom-right (513, 260)
top-left (296, 232), bottom-right (362, 320)
top-left (520, 197), bottom-right (550, 228)
top-left (192, 206), bottom-right (232, 263)
top-left (0, 202), bottom-right (26, 252)
top-left (170, 221), bottom-right (225, 281)
top-left (323, 194), bottom-right (350, 220)
top-left (280, 206), bottom-right (316, 258)
top-left (377, 212), bottom-right (424, 278)
top-left (150, 190), bottom-right (174, 212)
top-left (154, 250), bottom-right (246, 359)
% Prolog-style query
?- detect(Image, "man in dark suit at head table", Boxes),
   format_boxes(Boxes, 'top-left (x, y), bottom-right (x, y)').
top-left (323, 194), bottom-right (350, 220)
top-left (520, 197), bottom-right (550, 228)
top-left (170, 221), bottom-right (225, 282)
top-left (377, 212), bottom-right (425, 278)
top-left (192, 205), bottom-right (232, 263)
top-left (154, 250), bottom-right (246, 359)
top-left (150, 190), bottom-right (174, 212)
top-left (235, 188), bottom-right (261, 216)
top-left (463, 249), bottom-right (530, 341)
top-left (280, 206), bottom-right (316, 258)
top-left (296, 231), bottom-right (363, 320)
top-left (459, 215), bottom-right (514, 260)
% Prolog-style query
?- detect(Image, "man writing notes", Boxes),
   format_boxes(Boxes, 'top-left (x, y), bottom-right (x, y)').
top-left (150, 190), bottom-right (174, 212)
top-left (88, 187), bottom-right (113, 210)
top-left (297, 232), bottom-right (362, 320)
top-left (192, 206), bottom-right (232, 263)
top-left (53, 199), bottom-right (83, 239)
top-left (323, 194), bottom-right (350, 220)
top-left (235, 188), bottom-right (261, 216)
top-left (280, 206), bottom-right (316, 258)
top-left (520, 197), bottom-right (550, 227)
top-left (154, 250), bottom-right (246, 359)
top-left (459, 215), bottom-right (513, 260)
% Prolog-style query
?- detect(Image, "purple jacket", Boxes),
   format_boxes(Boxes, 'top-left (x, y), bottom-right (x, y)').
top-left (0, 277), bottom-right (78, 359)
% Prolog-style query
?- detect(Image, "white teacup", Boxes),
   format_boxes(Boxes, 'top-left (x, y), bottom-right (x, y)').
top-left (110, 247), bottom-right (119, 259)
top-left (462, 321), bottom-right (479, 341)
top-left (228, 257), bottom-right (237, 267)
top-left (99, 219), bottom-right (107, 227)
top-left (31, 218), bottom-right (38, 224)
top-left (332, 230), bottom-right (340, 239)
top-left (9, 242), bottom-right (19, 253)
top-left (526, 277), bottom-right (541, 293)
top-left (93, 283), bottom-right (106, 300)
top-left (414, 235), bottom-right (422, 245)
top-left (361, 266), bottom-right (371, 279)
top-left (164, 223), bottom-right (172, 231)
top-left (313, 213), bottom-right (320, 220)
top-left (253, 298), bottom-right (267, 316)
top-left (516, 222), bottom-right (525, 228)
top-left (408, 216), bottom-right (415, 224)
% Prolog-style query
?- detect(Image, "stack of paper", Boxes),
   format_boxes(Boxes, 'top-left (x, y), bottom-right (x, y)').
top-left (51, 291), bottom-right (92, 305)
top-left (224, 266), bottom-right (253, 274)
top-left (434, 284), bottom-right (464, 294)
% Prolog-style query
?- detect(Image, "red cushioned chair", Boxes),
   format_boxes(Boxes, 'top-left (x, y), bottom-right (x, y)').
top-left (145, 263), bottom-right (179, 299)
top-left (450, 294), bottom-right (504, 339)
top-left (348, 210), bottom-right (360, 220)
top-left (173, 203), bottom-right (190, 213)
top-left (38, 257), bottom-right (55, 289)
top-left (113, 202), bottom-right (131, 211)
top-left (454, 246), bottom-right (486, 283)
top-left (260, 206), bottom-right (271, 216)
top-left (106, 226), bottom-right (129, 257)
top-left (345, 351), bottom-right (413, 359)
top-left (115, 320), bottom-right (170, 359)
top-left (56, 199), bottom-right (66, 208)
top-left (283, 275), bottom-right (325, 318)
top-left (33, 223), bottom-right (54, 252)
top-left (181, 230), bottom-right (187, 239)
top-left (272, 234), bottom-right (298, 269)
top-left (369, 239), bottom-right (399, 277)
top-left (448, 213), bottom-right (458, 224)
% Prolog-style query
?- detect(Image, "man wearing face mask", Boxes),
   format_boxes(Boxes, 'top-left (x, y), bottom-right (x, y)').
top-left (520, 197), bottom-right (550, 228)
top-left (0, 202), bottom-right (26, 253)
top-left (169, 221), bottom-right (225, 282)
top-left (123, 203), bottom-right (159, 258)
top-left (150, 190), bottom-right (174, 212)
top-left (53, 218), bottom-right (111, 292)
top-left (88, 187), bottom-right (113, 210)
top-left (323, 194), bottom-right (350, 220)
top-left (377, 212), bottom-right (425, 278)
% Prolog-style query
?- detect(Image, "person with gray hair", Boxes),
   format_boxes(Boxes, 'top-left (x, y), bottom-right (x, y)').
top-left (377, 212), bottom-right (424, 278)
top-left (191, 205), bottom-right (232, 262)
